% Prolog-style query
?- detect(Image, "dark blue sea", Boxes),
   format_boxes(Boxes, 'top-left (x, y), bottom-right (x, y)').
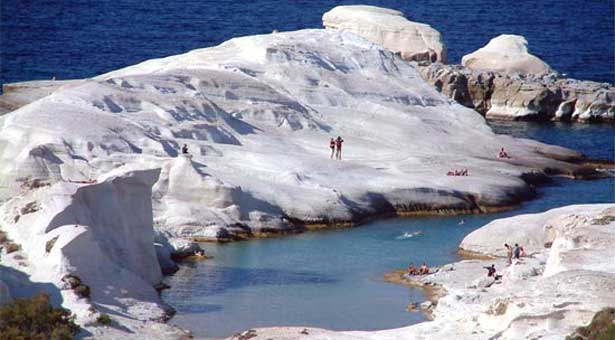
top-left (2, 1), bottom-right (614, 338)
top-left (1, 0), bottom-right (614, 87)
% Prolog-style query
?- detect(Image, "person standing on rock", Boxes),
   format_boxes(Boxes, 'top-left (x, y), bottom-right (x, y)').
top-left (329, 138), bottom-right (336, 159)
top-left (505, 243), bottom-right (513, 265)
top-left (335, 136), bottom-right (344, 160)
top-left (513, 243), bottom-right (521, 260)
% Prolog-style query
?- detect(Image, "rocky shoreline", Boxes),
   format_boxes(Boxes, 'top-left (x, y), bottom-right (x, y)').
top-left (417, 62), bottom-right (615, 123)
top-left (0, 4), bottom-right (612, 340)
top-left (233, 204), bottom-right (615, 340)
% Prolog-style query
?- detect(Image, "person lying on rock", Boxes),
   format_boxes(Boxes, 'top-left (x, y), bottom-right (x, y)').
top-left (497, 147), bottom-right (511, 159)
top-left (408, 262), bottom-right (418, 275)
top-left (418, 263), bottom-right (430, 275)
top-left (447, 168), bottom-right (469, 176)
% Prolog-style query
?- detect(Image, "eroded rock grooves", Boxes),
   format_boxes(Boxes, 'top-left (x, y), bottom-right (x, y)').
top-left (0, 29), bottom-right (601, 243)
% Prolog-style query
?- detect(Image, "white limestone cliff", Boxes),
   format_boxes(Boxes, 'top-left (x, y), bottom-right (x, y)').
top-left (323, 5), bottom-right (447, 63)
top-left (0, 169), bottom-right (188, 339)
top-left (0, 29), bottom-right (595, 241)
top-left (462, 34), bottom-right (552, 76)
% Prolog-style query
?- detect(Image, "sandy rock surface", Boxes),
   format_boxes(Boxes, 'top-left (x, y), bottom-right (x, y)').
top-left (323, 5), bottom-right (446, 63)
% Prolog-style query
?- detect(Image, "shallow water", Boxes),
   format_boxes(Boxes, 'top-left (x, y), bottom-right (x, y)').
top-left (162, 122), bottom-right (615, 338)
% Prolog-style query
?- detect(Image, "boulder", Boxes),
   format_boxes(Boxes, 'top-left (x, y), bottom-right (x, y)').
top-left (418, 62), bottom-right (615, 122)
top-left (462, 35), bottom-right (552, 75)
top-left (459, 204), bottom-right (613, 257)
top-left (323, 5), bottom-right (447, 63)
top-left (155, 243), bottom-right (179, 275)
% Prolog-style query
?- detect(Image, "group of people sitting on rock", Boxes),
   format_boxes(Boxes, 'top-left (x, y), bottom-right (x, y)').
top-left (446, 147), bottom-right (512, 176)
top-left (497, 147), bottom-right (511, 159)
top-left (329, 136), bottom-right (345, 160)
top-left (407, 262), bottom-right (430, 275)
top-left (447, 168), bottom-right (469, 176)
top-left (505, 243), bottom-right (525, 265)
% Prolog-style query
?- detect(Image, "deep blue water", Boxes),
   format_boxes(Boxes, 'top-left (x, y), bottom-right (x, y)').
top-left (163, 122), bottom-right (614, 339)
top-left (2, 0), bottom-right (614, 87)
top-left (3, 2), bottom-right (613, 338)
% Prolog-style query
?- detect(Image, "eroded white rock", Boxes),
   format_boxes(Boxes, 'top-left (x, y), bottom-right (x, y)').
top-left (462, 35), bottom-right (552, 75)
top-left (0, 169), bottom-right (186, 339)
top-left (323, 5), bottom-right (447, 63)
top-left (0, 29), bottom-right (590, 241)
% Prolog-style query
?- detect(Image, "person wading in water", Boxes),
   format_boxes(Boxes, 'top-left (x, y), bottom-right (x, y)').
top-left (335, 136), bottom-right (344, 160)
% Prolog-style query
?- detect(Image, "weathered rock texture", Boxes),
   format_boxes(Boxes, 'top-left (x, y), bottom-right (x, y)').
top-left (0, 169), bottom-right (188, 339)
top-left (462, 35), bottom-right (552, 76)
top-left (323, 5), bottom-right (447, 64)
top-left (418, 63), bottom-right (615, 122)
top-left (0, 29), bottom-right (600, 241)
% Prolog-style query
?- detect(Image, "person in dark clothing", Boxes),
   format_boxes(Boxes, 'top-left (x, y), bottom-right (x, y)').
top-left (335, 136), bottom-right (344, 160)
top-left (181, 144), bottom-right (188, 154)
top-left (484, 264), bottom-right (496, 277)
top-left (513, 244), bottom-right (521, 260)
top-left (329, 138), bottom-right (335, 159)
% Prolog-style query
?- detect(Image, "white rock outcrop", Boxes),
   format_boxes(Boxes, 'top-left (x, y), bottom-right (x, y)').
top-left (0, 169), bottom-right (187, 339)
top-left (236, 204), bottom-right (615, 340)
top-left (0, 29), bottom-right (594, 241)
top-left (461, 34), bottom-right (552, 75)
top-left (323, 5), bottom-right (447, 63)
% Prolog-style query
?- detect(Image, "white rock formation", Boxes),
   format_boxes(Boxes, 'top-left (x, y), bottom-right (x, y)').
top-left (234, 204), bottom-right (615, 340)
top-left (0, 29), bottom-right (593, 241)
top-left (323, 5), bottom-right (447, 63)
top-left (462, 35), bottom-right (552, 75)
top-left (0, 169), bottom-right (187, 339)
top-left (459, 204), bottom-right (613, 256)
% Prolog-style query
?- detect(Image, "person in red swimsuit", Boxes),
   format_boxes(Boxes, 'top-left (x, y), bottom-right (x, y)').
top-left (335, 136), bottom-right (344, 160)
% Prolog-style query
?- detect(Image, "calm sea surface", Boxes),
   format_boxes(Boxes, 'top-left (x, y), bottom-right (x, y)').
top-left (1, 0), bottom-right (614, 85)
top-left (2, 1), bottom-right (613, 338)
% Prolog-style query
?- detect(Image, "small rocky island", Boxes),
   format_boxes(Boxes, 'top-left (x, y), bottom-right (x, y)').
top-left (0, 4), bottom-right (612, 340)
